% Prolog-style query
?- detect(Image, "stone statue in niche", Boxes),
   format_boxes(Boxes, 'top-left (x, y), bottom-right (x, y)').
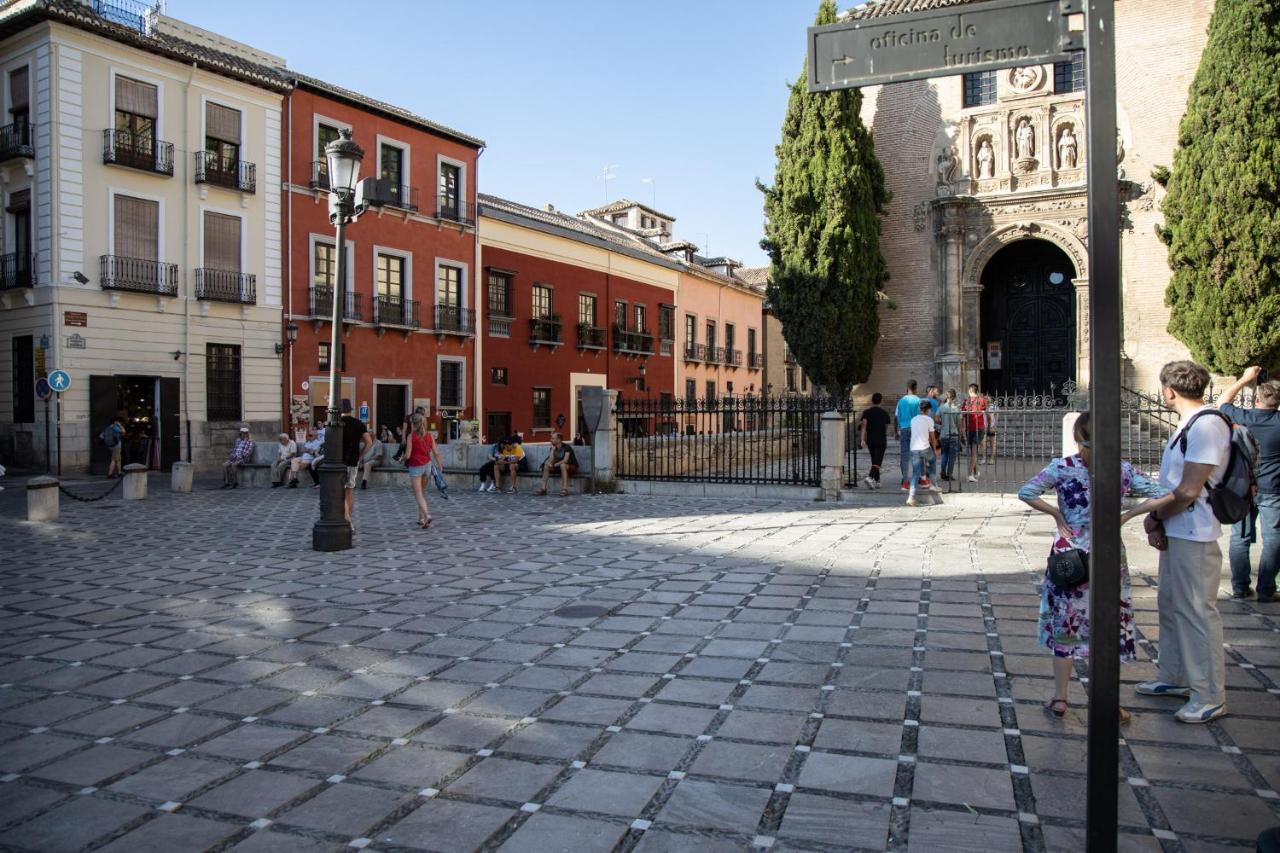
top-left (936, 146), bottom-right (958, 185)
top-left (1015, 118), bottom-right (1035, 160)
top-left (976, 139), bottom-right (995, 179)
top-left (1057, 127), bottom-right (1078, 169)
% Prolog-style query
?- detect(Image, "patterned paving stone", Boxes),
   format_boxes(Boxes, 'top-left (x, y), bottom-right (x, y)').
top-left (2, 486), bottom-right (1276, 850)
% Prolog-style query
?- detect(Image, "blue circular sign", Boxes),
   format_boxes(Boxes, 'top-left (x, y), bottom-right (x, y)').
top-left (48, 369), bottom-right (71, 394)
top-left (35, 378), bottom-right (51, 400)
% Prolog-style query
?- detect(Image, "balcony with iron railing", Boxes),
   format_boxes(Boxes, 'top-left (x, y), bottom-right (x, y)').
top-left (725, 348), bottom-right (743, 368)
top-left (660, 337), bottom-right (674, 357)
top-left (374, 294), bottom-right (420, 328)
top-left (435, 195), bottom-right (474, 226)
top-left (706, 346), bottom-right (725, 365)
top-left (89, 0), bottom-right (158, 33)
top-left (103, 130), bottom-right (173, 175)
top-left (308, 286), bottom-right (364, 323)
top-left (371, 181), bottom-right (418, 213)
top-left (577, 323), bottom-right (606, 350)
top-left (100, 255), bottom-right (178, 296)
top-left (0, 121), bottom-right (33, 162)
top-left (488, 313), bottom-right (514, 337)
top-left (613, 326), bottom-right (655, 355)
top-left (529, 316), bottom-right (563, 346)
top-left (195, 269), bottom-right (256, 305)
top-left (749, 351), bottom-right (764, 370)
top-left (194, 151), bottom-right (256, 193)
top-left (433, 305), bottom-right (475, 336)
top-left (784, 350), bottom-right (797, 365)
top-left (684, 343), bottom-right (705, 362)
top-left (309, 160), bottom-right (329, 191)
top-left (0, 252), bottom-right (33, 290)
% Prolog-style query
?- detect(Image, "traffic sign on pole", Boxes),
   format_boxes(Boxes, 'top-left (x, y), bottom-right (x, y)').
top-left (35, 378), bottom-right (51, 401)
top-left (48, 369), bottom-right (71, 394)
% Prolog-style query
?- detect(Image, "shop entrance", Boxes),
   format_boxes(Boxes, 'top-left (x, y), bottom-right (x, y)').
top-left (88, 375), bottom-right (180, 474)
top-left (374, 383), bottom-right (408, 438)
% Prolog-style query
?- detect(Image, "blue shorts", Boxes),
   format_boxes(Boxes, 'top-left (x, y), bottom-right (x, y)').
top-left (408, 465), bottom-right (429, 478)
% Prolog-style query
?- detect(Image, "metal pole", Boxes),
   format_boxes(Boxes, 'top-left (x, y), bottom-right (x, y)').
top-left (313, 205), bottom-right (352, 551)
top-left (44, 396), bottom-right (50, 474)
top-left (1084, 0), bottom-right (1120, 848)
top-left (55, 394), bottom-right (61, 478)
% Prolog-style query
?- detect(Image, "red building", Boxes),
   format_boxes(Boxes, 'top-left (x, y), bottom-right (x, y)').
top-left (477, 196), bottom-right (680, 441)
top-left (281, 74), bottom-right (484, 438)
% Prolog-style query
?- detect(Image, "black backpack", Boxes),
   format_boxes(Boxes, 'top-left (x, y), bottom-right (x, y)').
top-left (1177, 409), bottom-right (1259, 524)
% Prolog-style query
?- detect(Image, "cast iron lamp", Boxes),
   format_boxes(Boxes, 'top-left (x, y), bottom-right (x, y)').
top-left (313, 128), bottom-right (363, 552)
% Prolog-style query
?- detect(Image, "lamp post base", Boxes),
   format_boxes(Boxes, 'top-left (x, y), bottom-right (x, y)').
top-left (312, 430), bottom-right (352, 552)
top-left (312, 518), bottom-right (352, 552)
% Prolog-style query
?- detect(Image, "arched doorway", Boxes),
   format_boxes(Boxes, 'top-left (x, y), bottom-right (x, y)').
top-left (979, 239), bottom-right (1077, 394)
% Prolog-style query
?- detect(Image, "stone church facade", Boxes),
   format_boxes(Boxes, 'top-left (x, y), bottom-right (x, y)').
top-left (853, 0), bottom-right (1216, 400)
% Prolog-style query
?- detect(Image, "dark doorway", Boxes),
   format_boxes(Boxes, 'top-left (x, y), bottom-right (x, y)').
top-left (486, 411), bottom-right (511, 444)
top-left (89, 375), bottom-right (181, 474)
top-left (374, 383), bottom-right (407, 438)
top-left (979, 240), bottom-right (1077, 394)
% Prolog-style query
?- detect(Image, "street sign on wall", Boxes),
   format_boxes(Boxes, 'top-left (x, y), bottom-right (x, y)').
top-left (807, 0), bottom-right (1080, 92)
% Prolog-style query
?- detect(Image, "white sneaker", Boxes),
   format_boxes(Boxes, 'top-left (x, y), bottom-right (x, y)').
top-left (873, 480), bottom-right (882, 490)
top-left (905, 496), bottom-right (918, 507)
top-left (928, 483), bottom-right (942, 493)
top-left (863, 476), bottom-right (876, 489)
top-left (485, 483), bottom-right (496, 492)
top-left (1174, 701), bottom-right (1227, 724)
top-left (968, 474), bottom-right (978, 483)
top-left (477, 482), bottom-right (487, 492)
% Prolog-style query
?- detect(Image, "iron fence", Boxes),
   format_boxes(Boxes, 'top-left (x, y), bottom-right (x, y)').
top-left (615, 396), bottom-right (822, 485)
top-left (194, 151), bottom-right (256, 193)
top-left (103, 130), bottom-right (173, 175)
top-left (195, 269), bottom-right (256, 304)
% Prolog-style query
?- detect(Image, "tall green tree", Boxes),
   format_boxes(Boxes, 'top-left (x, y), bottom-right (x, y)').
top-left (758, 0), bottom-right (889, 396)
top-left (1160, 0), bottom-right (1280, 374)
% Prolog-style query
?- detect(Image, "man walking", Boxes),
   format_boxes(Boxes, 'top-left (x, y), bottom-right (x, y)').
top-left (858, 392), bottom-right (891, 489)
top-left (906, 399), bottom-right (940, 506)
top-left (101, 416), bottom-right (125, 478)
top-left (1138, 360), bottom-right (1231, 723)
top-left (937, 389), bottom-right (962, 482)
top-left (340, 400), bottom-right (373, 527)
top-left (1219, 366), bottom-right (1280, 601)
top-left (894, 380), bottom-right (922, 491)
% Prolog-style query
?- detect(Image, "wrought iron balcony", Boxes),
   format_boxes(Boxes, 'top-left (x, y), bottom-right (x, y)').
top-left (706, 346), bottom-right (725, 364)
top-left (369, 181), bottom-right (418, 213)
top-left (374, 294), bottom-right (420, 328)
top-left (309, 160), bottom-right (329, 191)
top-left (529, 317), bottom-right (563, 345)
top-left (684, 343), bottom-right (705, 362)
top-left (726, 348), bottom-right (743, 367)
top-left (435, 195), bottom-right (474, 226)
top-left (308, 286), bottom-right (364, 322)
top-left (577, 323), bottom-right (606, 350)
top-left (0, 252), bottom-right (33, 289)
top-left (90, 0), bottom-right (157, 33)
top-left (195, 268), bottom-right (256, 305)
top-left (489, 314), bottom-right (513, 337)
top-left (100, 255), bottom-right (177, 296)
top-left (749, 352), bottom-right (764, 370)
top-left (0, 122), bottom-right (33, 162)
top-left (433, 305), bottom-right (475, 335)
top-left (613, 327), bottom-right (655, 355)
top-left (194, 151), bottom-right (256, 193)
top-left (103, 130), bottom-right (173, 175)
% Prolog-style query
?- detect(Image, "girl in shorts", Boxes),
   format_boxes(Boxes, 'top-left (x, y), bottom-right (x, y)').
top-left (405, 413), bottom-right (443, 529)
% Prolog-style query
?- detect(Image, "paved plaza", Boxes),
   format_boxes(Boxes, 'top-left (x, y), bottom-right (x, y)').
top-left (1, 481), bottom-right (1279, 852)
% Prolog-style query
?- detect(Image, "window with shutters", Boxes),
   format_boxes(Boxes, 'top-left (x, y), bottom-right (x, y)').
top-left (685, 379), bottom-right (697, 406)
top-left (658, 305), bottom-right (674, 341)
top-left (376, 253), bottom-right (404, 300)
top-left (380, 143), bottom-right (404, 187)
top-left (532, 284), bottom-right (553, 320)
top-left (724, 323), bottom-right (735, 353)
top-left (206, 343), bottom-right (242, 421)
top-left (684, 314), bottom-right (696, 344)
top-left (203, 212), bottom-right (241, 272)
top-left (113, 194), bottom-right (159, 261)
top-left (634, 304), bottom-right (647, 333)
top-left (438, 359), bottom-right (464, 410)
top-left (705, 320), bottom-right (716, 349)
top-left (314, 123), bottom-right (340, 187)
top-left (9, 67), bottom-right (28, 135)
top-left (488, 271), bottom-right (513, 319)
top-left (205, 102), bottom-right (241, 174)
top-left (613, 300), bottom-right (627, 329)
top-left (114, 76), bottom-right (156, 155)
top-left (532, 388), bottom-right (551, 429)
top-left (438, 161), bottom-right (460, 217)
top-left (313, 241), bottom-right (336, 290)
top-left (705, 381), bottom-right (716, 403)
top-left (578, 293), bottom-right (596, 328)
top-left (747, 328), bottom-right (757, 357)
top-left (437, 264), bottom-right (462, 308)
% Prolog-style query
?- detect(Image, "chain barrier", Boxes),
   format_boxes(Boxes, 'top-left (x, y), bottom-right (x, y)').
top-left (57, 477), bottom-right (124, 503)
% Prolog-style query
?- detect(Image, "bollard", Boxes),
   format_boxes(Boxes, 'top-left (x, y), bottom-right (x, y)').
top-left (27, 476), bottom-right (59, 522)
top-left (820, 410), bottom-right (845, 501)
top-left (123, 463), bottom-right (148, 501)
top-left (170, 461), bottom-right (193, 493)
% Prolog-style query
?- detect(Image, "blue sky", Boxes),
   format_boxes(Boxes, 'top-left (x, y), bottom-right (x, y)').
top-left (166, 1), bottom-right (843, 266)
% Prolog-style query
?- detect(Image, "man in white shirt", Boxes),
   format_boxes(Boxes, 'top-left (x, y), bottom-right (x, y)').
top-left (906, 400), bottom-right (941, 507)
top-left (1138, 360), bottom-right (1231, 723)
top-left (271, 433), bottom-right (297, 488)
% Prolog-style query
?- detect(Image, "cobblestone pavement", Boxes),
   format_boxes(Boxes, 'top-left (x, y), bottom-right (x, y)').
top-left (1, 483), bottom-right (1279, 852)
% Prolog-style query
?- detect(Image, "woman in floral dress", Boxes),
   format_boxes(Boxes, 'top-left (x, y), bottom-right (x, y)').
top-left (1018, 412), bottom-right (1169, 720)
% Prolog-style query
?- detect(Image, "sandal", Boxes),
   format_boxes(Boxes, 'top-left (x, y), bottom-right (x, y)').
top-left (535, 488), bottom-right (547, 496)
top-left (1044, 697), bottom-right (1068, 717)
top-left (420, 516), bottom-right (432, 529)
top-left (560, 489), bottom-right (569, 497)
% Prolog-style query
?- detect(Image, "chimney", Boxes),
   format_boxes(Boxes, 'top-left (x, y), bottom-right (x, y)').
top-left (543, 204), bottom-right (556, 213)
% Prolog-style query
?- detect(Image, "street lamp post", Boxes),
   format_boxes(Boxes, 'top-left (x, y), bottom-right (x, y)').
top-left (312, 128), bottom-right (364, 552)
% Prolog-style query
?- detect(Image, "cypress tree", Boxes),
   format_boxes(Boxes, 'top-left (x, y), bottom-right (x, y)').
top-left (758, 0), bottom-right (889, 397)
top-left (1160, 0), bottom-right (1280, 374)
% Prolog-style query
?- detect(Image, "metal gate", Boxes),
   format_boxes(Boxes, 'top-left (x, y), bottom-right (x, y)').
top-left (614, 396), bottom-right (822, 485)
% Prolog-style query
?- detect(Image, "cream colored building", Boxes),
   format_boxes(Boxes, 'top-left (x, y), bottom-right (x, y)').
top-left (849, 0), bottom-right (1215, 400)
top-left (0, 0), bottom-right (286, 472)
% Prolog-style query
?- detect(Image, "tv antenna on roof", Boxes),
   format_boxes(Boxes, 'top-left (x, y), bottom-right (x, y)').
top-left (599, 165), bottom-right (618, 202)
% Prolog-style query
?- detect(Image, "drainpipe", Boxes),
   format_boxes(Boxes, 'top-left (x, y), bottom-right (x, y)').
top-left (472, 145), bottom-right (484, 429)
top-left (285, 88), bottom-right (293, 433)
top-left (183, 62), bottom-right (196, 463)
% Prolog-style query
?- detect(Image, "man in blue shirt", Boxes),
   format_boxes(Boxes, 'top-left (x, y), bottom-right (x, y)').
top-left (1219, 366), bottom-right (1280, 601)
top-left (894, 380), bottom-right (921, 489)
